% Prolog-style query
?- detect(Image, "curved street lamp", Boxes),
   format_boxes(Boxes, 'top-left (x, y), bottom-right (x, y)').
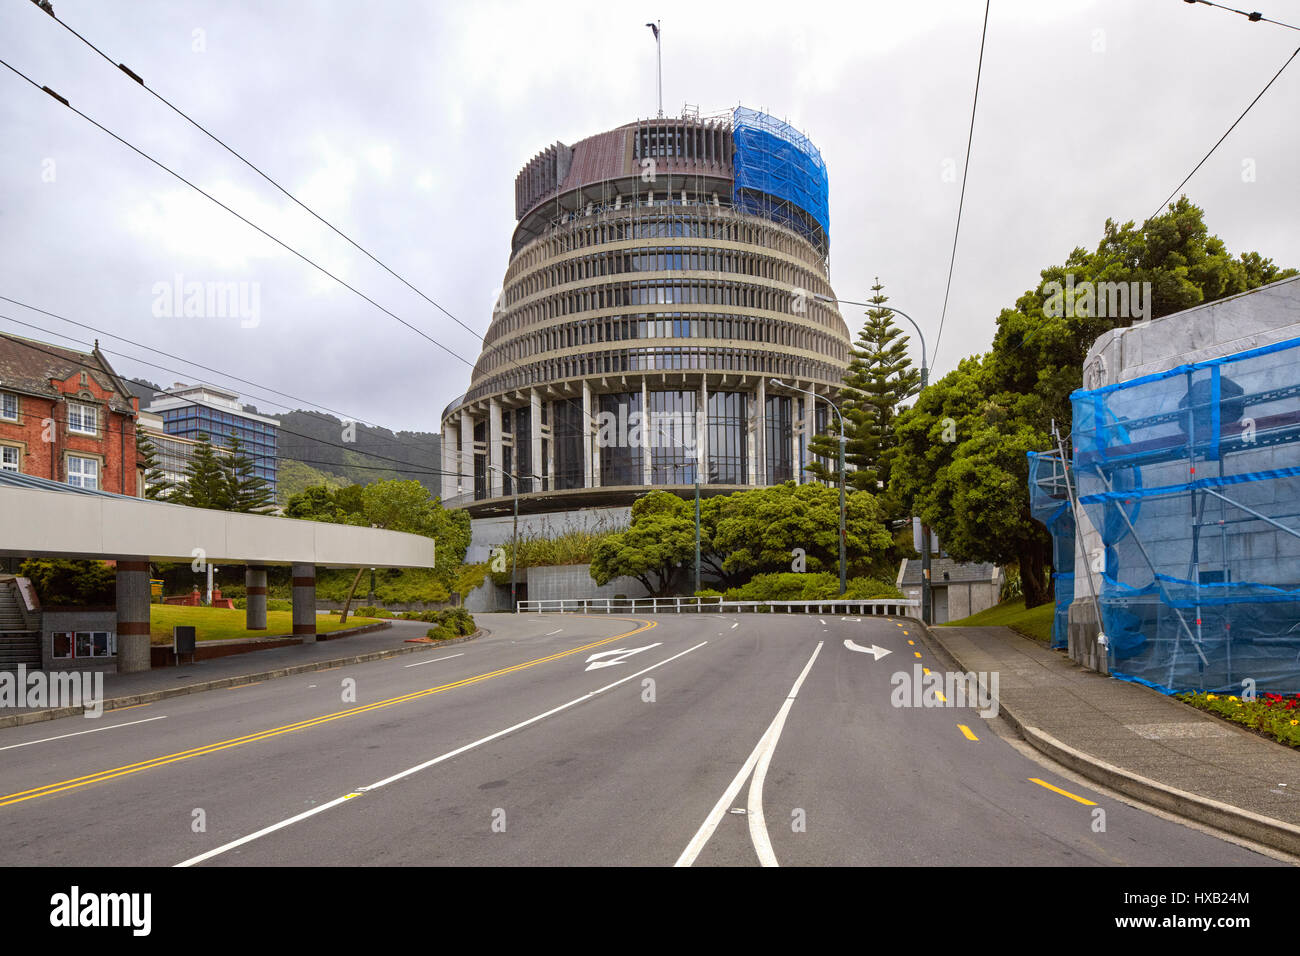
top-left (811, 293), bottom-right (933, 623)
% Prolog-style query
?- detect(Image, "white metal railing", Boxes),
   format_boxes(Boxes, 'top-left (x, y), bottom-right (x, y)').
top-left (517, 596), bottom-right (921, 617)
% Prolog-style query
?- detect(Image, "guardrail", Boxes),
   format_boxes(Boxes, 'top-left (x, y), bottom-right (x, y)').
top-left (517, 597), bottom-right (921, 617)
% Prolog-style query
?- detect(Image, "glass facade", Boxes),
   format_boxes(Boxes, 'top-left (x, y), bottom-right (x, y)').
top-left (648, 390), bottom-right (697, 485)
top-left (765, 395), bottom-right (793, 484)
top-left (159, 404), bottom-right (277, 494)
top-left (598, 392), bottom-right (642, 487)
top-left (552, 401), bottom-right (585, 490)
top-left (707, 391), bottom-right (747, 485)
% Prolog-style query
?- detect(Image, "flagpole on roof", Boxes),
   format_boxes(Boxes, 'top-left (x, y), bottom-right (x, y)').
top-left (646, 20), bottom-right (663, 118)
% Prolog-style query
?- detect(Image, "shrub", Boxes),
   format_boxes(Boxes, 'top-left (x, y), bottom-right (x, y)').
top-left (425, 625), bottom-right (456, 641)
top-left (231, 597), bottom-right (293, 612)
top-left (20, 559), bottom-right (115, 606)
top-left (723, 572), bottom-right (903, 603)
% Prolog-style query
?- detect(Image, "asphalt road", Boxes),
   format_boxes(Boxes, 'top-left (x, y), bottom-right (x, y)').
top-left (0, 613), bottom-right (1282, 866)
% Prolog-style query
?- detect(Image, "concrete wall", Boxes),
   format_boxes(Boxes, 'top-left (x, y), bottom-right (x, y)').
top-left (525, 564), bottom-right (652, 603)
top-left (466, 506), bottom-right (630, 564)
top-left (0, 484), bottom-right (437, 568)
top-left (41, 608), bottom-right (117, 672)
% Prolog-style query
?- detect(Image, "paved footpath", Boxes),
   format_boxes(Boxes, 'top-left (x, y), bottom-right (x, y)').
top-left (931, 624), bottom-right (1300, 854)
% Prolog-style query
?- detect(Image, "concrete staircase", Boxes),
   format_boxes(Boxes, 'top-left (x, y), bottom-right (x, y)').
top-left (0, 579), bottom-right (40, 669)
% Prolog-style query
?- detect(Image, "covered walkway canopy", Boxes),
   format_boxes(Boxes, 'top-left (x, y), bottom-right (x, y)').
top-left (0, 472), bottom-right (438, 671)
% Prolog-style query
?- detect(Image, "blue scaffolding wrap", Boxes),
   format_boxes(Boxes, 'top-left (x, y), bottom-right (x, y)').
top-left (731, 107), bottom-right (829, 247)
top-left (1027, 452), bottom-right (1075, 649)
top-left (1067, 336), bottom-right (1300, 693)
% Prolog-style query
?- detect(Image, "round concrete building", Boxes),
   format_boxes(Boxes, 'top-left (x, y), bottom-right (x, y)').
top-left (440, 107), bottom-right (851, 521)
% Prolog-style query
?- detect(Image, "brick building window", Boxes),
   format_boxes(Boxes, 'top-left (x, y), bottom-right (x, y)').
top-left (0, 392), bottom-right (16, 421)
top-left (1, 446), bottom-right (17, 472)
top-left (67, 454), bottom-right (98, 489)
top-left (68, 402), bottom-right (97, 435)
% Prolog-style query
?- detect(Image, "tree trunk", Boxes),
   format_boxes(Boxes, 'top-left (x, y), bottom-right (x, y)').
top-left (1020, 543), bottom-right (1052, 609)
top-left (339, 567), bottom-right (366, 623)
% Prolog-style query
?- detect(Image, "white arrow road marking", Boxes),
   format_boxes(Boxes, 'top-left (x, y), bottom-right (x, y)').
top-left (177, 641), bottom-right (708, 867)
top-left (843, 639), bottom-right (892, 660)
top-left (584, 643), bottom-right (662, 670)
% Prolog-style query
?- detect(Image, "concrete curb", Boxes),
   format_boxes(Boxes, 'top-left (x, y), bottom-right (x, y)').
top-left (915, 620), bottom-right (1300, 857)
top-left (0, 627), bottom-right (486, 730)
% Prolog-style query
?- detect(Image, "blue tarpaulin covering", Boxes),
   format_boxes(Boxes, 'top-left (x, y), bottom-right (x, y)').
top-left (1067, 337), bottom-right (1300, 693)
top-left (732, 107), bottom-right (829, 248)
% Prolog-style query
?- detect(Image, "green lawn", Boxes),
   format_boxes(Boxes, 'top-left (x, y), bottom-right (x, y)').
top-left (941, 598), bottom-right (1055, 642)
top-left (149, 604), bottom-right (380, 644)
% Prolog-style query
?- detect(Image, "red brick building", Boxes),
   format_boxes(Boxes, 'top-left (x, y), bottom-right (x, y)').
top-left (0, 332), bottom-right (140, 495)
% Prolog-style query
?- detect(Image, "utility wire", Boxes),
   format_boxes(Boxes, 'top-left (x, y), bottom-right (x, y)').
top-left (30, 1), bottom-right (486, 343)
top-left (1182, 0), bottom-right (1300, 33)
top-left (932, 0), bottom-right (991, 368)
top-left (0, 294), bottom-right (442, 453)
top-left (0, 56), bottom-right (475, 369)
top-left (0, 317), bottom-right (448, 476)
top-left (1149, 42), bottom-right (1300, 221)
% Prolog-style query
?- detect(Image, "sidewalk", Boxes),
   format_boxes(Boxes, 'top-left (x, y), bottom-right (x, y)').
top-left (0, 618), bottom-right (482, 730)
top-left (927, 624), bottom-right (1300, 856)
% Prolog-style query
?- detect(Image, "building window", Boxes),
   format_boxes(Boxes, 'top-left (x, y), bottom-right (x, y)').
top-left (51, 631), bottom-right (115, 659)
top-left (67, 455), bottom-right (99, 489)
top-left (68, 402), bottom-right (97, 435)
top-left (1, 445), bottom-right (18, 472)
top-left (0, 392), bottom-right (16, 421)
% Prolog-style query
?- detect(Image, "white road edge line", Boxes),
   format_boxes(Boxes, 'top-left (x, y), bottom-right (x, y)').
top-left (729, 622), bottom-right (738, 630)
top-left (545, 629), bottom-right (563, 635)
top-left (675, 641), bottom-right (823, 868)
top-left (403, 653), bottom-right (465, 668)
top-left (174, 640), bottom-right (710, 868)
top-left (0, 715), bottom-right (168, 752)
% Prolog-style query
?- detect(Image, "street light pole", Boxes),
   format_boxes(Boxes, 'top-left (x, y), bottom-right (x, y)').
top-left (771, 379), bottom-right (847, 595)
top-left (812, 293), bottom-right (932, 622)
top-left (487, 463), bottom-right (541, 612)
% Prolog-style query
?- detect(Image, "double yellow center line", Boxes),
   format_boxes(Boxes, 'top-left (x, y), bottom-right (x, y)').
top-left (0, 619), bottom-right (655, 808)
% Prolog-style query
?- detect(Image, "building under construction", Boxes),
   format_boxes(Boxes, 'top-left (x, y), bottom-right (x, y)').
top-left (1031, 275), bottom-right (1300, 694)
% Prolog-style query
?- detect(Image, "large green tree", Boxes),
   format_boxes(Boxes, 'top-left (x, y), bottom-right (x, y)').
top-left (172, 433), bottom-right (233, 510)
top-left (807, 279), bottom-right (920, 493)
top-left (223, 432), bottom-right (274, 513)
top-left (590, 491), bottom-right (695, 596)
top-left (890, 197), bottom-right (1296, 608)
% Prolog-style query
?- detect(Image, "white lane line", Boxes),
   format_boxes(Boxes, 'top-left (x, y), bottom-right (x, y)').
top-left (747, 643), bottom-right (822, 867)
top-left (545, 629), bottom-right (563, 636)
top-left (819, 619), bottom-right (826, 625)
top-left (675, 642), bottom-right (823, 868)
top-left (403, 653), bottom-right (465, 669)
top-left (175, 641), bottom-right (710, 867)
top-left (0, 715), bottom-right (167, 752)
top-left (730, 622), bottom-right (738, 630)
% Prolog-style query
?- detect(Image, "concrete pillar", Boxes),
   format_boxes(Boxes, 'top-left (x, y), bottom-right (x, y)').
top-left (459, 409), bottom-right (474, 498)
top-left (640, 378), bottom-right (652, 485)
top-left (752, 378), bottom-right (766, 486)
top-left (441, 419), bottom-right (459, 501)
top-left (292, 563), bottom-right (316, 644)
top-left (529, 389), bottom-right (543, 484)
top-left (801, 389), bottom-right (816, 483)
top-left (581, 380), bottom-right (593, 489)
top-left (791, 385), bottom-right (804, 482)
top-left (488, 399), bottom-right (503, 498)
top-left (698, 375), bottom-right (708, 483)
top-left (245, 565), bottom-right (268, 630)
top-left (115, 558), bottom-right (151, 674)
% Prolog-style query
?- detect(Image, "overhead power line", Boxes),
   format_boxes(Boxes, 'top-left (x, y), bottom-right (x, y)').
top-left (932, 0), bottom-right (991, 368)
top-left (0, 294), bottom-right (441, 453)
top-left (0, 56), bottom-right (476, 369)
top-left (1182, 0), bottom-right (1300, 33)
top-left (0, 317), bottom-right (447, 476)
top-left (30, 2), bottom-right (486, 344)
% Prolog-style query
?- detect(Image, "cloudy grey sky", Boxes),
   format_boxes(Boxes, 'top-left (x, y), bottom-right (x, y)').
top-left (1, 0), bottom-right (1296, 432)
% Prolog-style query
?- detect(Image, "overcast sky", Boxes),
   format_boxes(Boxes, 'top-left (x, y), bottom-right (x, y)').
top-left (1, 0), bottom-right (1296, 433)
